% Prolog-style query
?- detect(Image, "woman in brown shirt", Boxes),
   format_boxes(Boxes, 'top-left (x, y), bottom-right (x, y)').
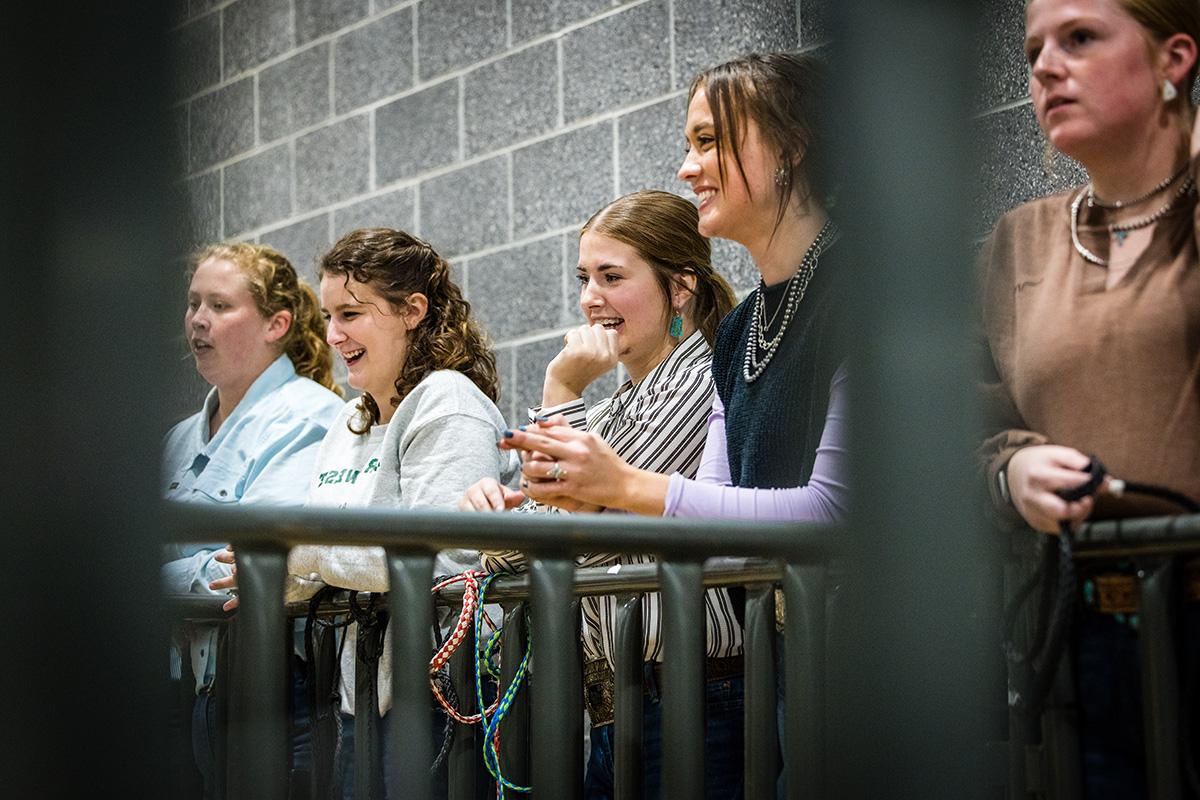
top-left (980, 0), bottom-right (1200, 795)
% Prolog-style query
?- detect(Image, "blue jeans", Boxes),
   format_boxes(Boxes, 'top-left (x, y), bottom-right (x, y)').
top-left (337, 709), bottom-right (452, 800)
top-left (191, 655), bottom-right (312, 800)
top-left (584, 667), bottom-right (745, 800)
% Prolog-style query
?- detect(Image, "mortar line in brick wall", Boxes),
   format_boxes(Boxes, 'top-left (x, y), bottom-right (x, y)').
top-left (506, 153), bottom-right (515, 243)
top-left (458, 76), bottom-right (467, 163)
top-left (412, 181), bottom-right (421, 237)
top-left (497, 326), bottom-right (581, 348)
top-left (169, 1), bottom-right (233, 33)
top-left (974, 96), bottom-right (1032, 119)
top-left (217, 8), bottom-right (225, 83)
top-left (611, 118), bottom-right (620, 197)
top-left (556, 38), bottom-right (565, 128)
top-left (368, 110), bottom-right (377, 191)
top-left (453, 224), bottom-right (581, 264)
top-left (411, 3), bottom-right (420, 88)
top-left (505, 0), bottom-right (513, 50)
top-left (667, 0), bottom-right (676, 92)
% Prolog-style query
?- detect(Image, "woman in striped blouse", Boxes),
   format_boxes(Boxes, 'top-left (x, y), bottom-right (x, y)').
top-left (459, 189), bottom-right (740, 799)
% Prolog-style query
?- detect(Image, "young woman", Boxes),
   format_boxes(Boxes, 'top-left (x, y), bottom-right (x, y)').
top-left (498, 53), bottom-right (850, 797)
top-left (162, 242), bottom-right (345, 799)
top-left (287, 228), bottom-right (518, 798)
top-left (979, 0), bottom-right (1200, 795)
top-left (459, 189), bottom-right (738, 799)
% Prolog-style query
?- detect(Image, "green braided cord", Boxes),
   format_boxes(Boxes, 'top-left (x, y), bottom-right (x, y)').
top-left (474, 573), bottom-right (533, 796)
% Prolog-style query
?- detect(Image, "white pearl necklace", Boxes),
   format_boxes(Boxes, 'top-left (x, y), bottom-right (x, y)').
top-left (743, 220), bottom-right (838, 383)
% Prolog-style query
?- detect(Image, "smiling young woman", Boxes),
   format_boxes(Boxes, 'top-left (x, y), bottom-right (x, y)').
top-left (980, 0), bottom-right (1200, 795)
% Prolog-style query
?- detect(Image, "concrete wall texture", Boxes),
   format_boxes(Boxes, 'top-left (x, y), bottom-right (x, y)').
top-left (172, 0), bottom-right (1081, 423)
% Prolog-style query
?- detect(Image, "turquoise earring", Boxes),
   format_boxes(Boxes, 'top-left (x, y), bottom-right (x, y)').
top-left (668, 311), bottom-right (683, 338)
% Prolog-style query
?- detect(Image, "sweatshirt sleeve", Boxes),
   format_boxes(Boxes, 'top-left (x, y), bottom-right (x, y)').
top-left (662, 364), bottom-right (849, 522)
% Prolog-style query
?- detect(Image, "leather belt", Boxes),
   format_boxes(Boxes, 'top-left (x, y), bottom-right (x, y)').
top-left (1083, 560), bottom-right (1200, 615)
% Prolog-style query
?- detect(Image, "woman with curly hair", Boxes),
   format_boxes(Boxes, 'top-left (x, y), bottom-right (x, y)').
top-left (285, 227), bottom-right (518, 798)
top-left (162, 242), bottom-right (344, 799)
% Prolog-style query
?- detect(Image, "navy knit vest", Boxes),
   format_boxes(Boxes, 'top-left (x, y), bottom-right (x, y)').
top-left (711, 246), bottom-right (845, 489)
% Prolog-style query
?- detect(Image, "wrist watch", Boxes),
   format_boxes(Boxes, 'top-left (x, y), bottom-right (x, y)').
top-left (997, 466), bottom-right (1013, 507)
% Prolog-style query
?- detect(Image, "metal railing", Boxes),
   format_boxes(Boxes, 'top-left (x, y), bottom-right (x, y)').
top-left (1010, 512), bottom-right (1200, 800)
top-left (168, 503), bottom-right (841, 800)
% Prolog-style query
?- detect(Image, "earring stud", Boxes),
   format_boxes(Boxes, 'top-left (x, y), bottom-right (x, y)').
top-left (1163, 79), bottom-right (1179, 103)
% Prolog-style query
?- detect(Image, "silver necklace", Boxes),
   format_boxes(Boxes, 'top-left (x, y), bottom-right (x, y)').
top-left (1086, 162), bottom-right (1188, 209)
top-left (1071, 179), bottom-right (1195, 266)
top-left (743, 219), bottom-right (838, 383)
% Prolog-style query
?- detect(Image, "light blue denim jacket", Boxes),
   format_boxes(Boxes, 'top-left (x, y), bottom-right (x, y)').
top-left (162, 354), bottom-right (344, 691)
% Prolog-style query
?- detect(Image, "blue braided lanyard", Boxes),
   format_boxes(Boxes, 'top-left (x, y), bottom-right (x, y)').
top-left (474, 573), bottom-right (532, 797)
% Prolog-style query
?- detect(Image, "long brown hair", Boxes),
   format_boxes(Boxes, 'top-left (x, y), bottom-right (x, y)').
top-left (581, 190), bottom-right (735, 347)
top-left (689, 52), bottom-right (829, 235)
top-left (189, 242), bottom-right (341, 395)
top-left (319, 228), bottom-right (498, 433)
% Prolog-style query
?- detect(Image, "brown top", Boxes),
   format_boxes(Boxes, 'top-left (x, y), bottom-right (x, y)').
top-left (979, 161), bottom-right (1200, 520)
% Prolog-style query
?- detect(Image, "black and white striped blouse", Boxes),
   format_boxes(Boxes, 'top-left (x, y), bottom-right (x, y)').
top-left (481, 329), bottom-right (744, 665)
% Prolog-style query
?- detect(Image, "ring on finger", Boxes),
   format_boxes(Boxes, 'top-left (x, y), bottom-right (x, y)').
top-left (547, 462), bottom-right (567, 481)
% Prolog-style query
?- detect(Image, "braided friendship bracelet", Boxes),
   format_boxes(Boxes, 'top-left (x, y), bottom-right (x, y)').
top-left (429, 570), bottom-right (501, 724)
top-left (475, 573), bottom-right (533, 797)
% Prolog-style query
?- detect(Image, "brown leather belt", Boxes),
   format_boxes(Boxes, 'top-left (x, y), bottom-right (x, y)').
top-left (1083, 560), bottom-right (1200, 615)
top-left (583, 655), bottom-right (744, 728)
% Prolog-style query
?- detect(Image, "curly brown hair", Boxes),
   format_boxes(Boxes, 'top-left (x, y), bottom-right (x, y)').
top-left (581, 190), bottom-right (735, 347)
top-left (319, 228), bottom-right (499, 434)
top-left (189, 242), bottom-right (341, 395)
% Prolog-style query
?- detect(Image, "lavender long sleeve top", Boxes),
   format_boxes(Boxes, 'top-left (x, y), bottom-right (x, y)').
top-left (663, 363), bottom-right (849, 521)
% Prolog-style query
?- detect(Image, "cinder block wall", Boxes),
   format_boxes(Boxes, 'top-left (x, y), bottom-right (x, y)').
top-left (171, 0), bottom-right (819, 422)
top-left (173, 0), bottom-right (1081, 423)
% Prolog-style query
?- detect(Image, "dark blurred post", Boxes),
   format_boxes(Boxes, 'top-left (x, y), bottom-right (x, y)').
top-left (0, 4), bottom-right (180, 796)
top-left (826, 2), bottom-right (1004, 798)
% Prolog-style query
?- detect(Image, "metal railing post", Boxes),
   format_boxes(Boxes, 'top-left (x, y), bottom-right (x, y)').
top-left (614, 593), bottom-right (645, 800)
top-left (659, 560), bottom-right (705, 799)
top-left (498, 601), bottom-right (531, 791)
top-left (783, 564), bottom-right (825, 800)
top-left (531, 558), bottom-right (582, 798)
top-left (227, 547), bottom-right (289, 800)
top-left (448, 601), bottom-right (480, 800)
top-left (1139, 559), bottom-right (1182, 800)
top-left (743, 583), bottom-right (779, 799)
top-left (387, 553), bottom-right (434, 800)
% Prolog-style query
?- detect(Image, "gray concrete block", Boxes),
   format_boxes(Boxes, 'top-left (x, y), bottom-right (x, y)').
top-left (618, 95), bottom-right (688, 194)
top-left (419, 156), bottom-right (509, 258)
top-left (334, 187), bottom-right (416, 235)
top-left (562, 0), bottom-right (670, 123)
top-left (259, 212), bottom-right (334, 285)
top-left (173, 12), bottom-right (221, 99)
top-left (711, 237), bottom-right (757, 294)
top-left (223, 144), bottom-right (292, 235)
top-left (296, 0), bottom-right (369, 44)
top-left (512, 123), bottom-right (613, 238)
top-left (464, 42), bottom-right (557, 156)
top-left (674, 0), bottom-right (797, 87)
top-left (376, 80), bottom-right (460, 183)
top-left (510, 0), bottom-right (610, 44)
top-left (974, 103), bottom-right (1083, 236)
top-left (296, 115), bottom-right (371, 211)
top-left (797, 0), bottom-right (830, 46)
top-left (189, 78), bottom-right (255, 170)
top-left (467, 236), bottom-right (565, 342)
top-left (334, 8), bottom-right (413, 113)
top-left (259, 44), bottom-right (330, 141)
top-left (186, 171), bottom-right (222, 247)
top-left (223, 0), bottom-right (293, 77)
top-left (417, 0), bottom-right (506, 81)
top-left (975, 0), bottom-right (1028, 111)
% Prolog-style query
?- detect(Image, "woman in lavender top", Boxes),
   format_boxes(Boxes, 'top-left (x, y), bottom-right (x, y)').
top-left (503, 51), bottom-right (848, 526)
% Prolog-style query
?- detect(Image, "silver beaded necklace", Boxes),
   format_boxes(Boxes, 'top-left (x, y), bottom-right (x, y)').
top-left (1070, 178), bottom-right (1195, 266)
top-left (743, 219), bottom-right (839, 383)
